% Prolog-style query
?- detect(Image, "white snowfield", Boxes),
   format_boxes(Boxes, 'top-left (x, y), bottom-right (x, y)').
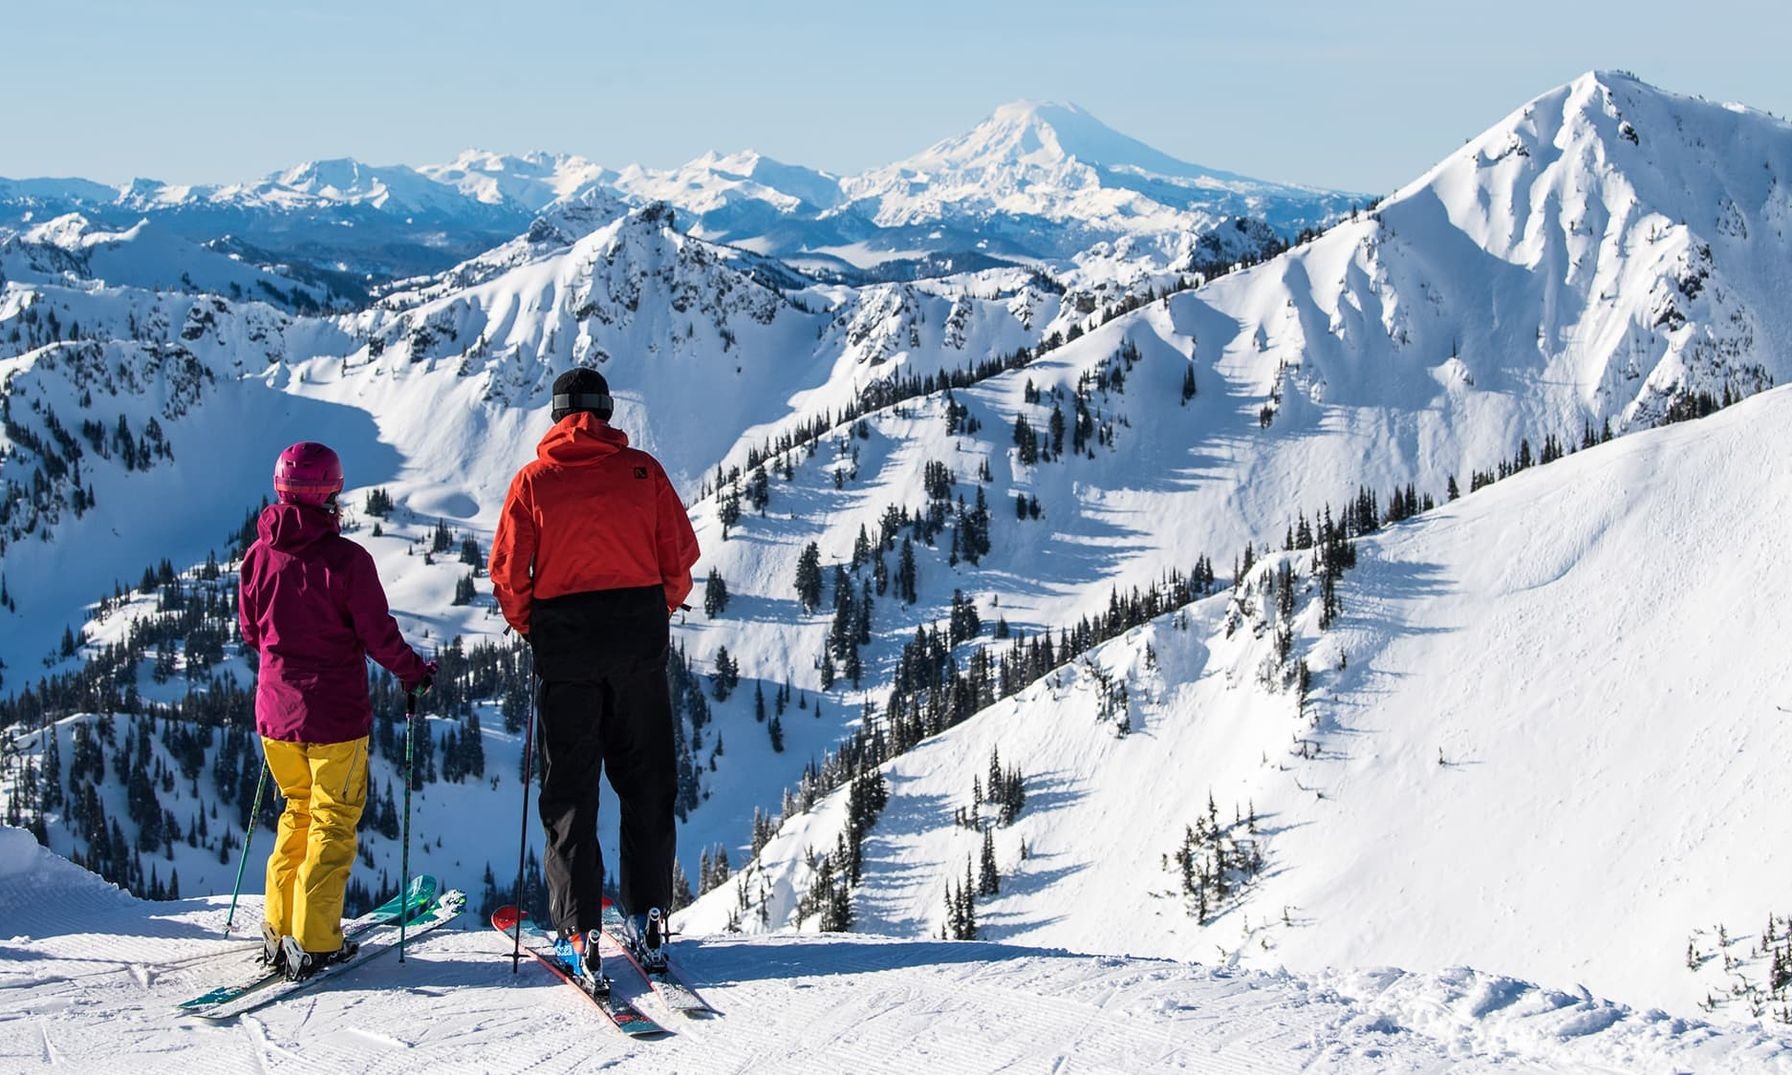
top-left (2, 830), bottom-right (1786, 1073)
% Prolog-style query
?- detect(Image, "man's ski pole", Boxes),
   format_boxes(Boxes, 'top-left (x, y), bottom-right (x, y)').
top-left (510, 644), bottom-right (538, 972)
top-left (223, 755), bottom-right (269, 935)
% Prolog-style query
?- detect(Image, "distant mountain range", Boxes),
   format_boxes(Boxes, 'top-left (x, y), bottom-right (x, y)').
top-left (0, 101), bottom-right (1361, 296)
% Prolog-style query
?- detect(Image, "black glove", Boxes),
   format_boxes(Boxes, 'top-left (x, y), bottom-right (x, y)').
top-left (411, 659), bottom-right (440, 695)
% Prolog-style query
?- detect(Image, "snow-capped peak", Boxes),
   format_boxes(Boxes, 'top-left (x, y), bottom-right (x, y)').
top-left (20, 212), bottom-right (112, 249)
top-left (838, 99), bottom-right (1355, 241)
top-left (417, 149), bottom-right (612, 211)
top-left (610, 148), bottom-right (845, 219)
top-left (271, 156), bottom-right (382, 197)
top-left (914, 99), bottom-right (1236, 184)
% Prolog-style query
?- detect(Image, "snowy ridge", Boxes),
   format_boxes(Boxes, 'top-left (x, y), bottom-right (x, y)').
top-left (416, 149), bottom-right (613, 211)
top-left (1185, 70), bottom-right (1792, 440)
top-left (2, 827), bottom-right (1786, 1072)
top-left (1, 214), bottom-right (334, 311)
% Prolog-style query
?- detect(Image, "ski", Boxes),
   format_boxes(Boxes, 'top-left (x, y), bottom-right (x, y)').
top-left (179, 881), bottom-right (464, 1020)
top-left (601, 900), bottom-right (719, 1017)
top-left (491, 905), bottom-right (669, 1037)
top-left (177, 874), bottom-right (439, 1015)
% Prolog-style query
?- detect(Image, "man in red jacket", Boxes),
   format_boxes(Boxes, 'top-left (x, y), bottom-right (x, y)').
top-left (490, 368), bottom-right (700, 981)
top-left (239, 442), bottom-right (435, 980)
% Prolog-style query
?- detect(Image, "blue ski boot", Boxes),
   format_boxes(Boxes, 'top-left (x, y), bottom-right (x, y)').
top-left (554, 929), bottom-right (607, 994)
top-left (626, 908), bottom-right (669, 974)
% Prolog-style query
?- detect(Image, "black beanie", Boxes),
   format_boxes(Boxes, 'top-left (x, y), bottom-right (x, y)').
top-left (551, 368), bottom-right (613, 422)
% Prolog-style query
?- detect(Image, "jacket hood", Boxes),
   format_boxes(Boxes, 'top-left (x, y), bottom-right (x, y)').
top-left (537, 412), bottom-right (630, 466)
top-left (258, 501), bottom-right (340, 551)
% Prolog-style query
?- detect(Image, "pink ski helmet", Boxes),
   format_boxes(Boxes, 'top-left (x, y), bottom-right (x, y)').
top-left (272, 442), bottom-right (344, 507)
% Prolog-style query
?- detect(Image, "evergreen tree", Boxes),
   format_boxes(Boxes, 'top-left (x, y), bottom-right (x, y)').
top-left (747, 465), bottom-right (770, 513)
top-left (1012, 414), bottom-right (1038, 465)
top-left (704, 568), bottom-right (729, 617)
top-left (794, 542), bottom-right (823, 612)
top-left (978, 827), bottom-right (1000, 896)
top-left (452, 572), bottom-right (477, 606)
top-left (463, 710), bottom-right (486, 778)
top-left (711, 647), bottom-right (740, 701)
top-left (718, 481), bottom-right (742, 537)
top-left (897, 537), bottom-right (918, 605)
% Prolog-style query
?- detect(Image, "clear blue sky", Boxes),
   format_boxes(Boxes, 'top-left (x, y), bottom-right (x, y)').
top-left (7, 0), bottom-right (1789, 195)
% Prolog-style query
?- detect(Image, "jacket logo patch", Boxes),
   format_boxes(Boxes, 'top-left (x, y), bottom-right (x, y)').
top-left (633, 466), bottom-right (649, 479)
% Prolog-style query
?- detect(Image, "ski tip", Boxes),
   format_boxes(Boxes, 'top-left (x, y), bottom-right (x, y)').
top-left (490, 904), bottom-right (524, 932)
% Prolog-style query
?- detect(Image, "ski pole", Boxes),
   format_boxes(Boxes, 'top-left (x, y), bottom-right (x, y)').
top-left (399, 689), bottom-right (417, 963)
top-left (510, 644), bottom-right (538, 972)
top-left (223, 753), bottom-right (270, 936)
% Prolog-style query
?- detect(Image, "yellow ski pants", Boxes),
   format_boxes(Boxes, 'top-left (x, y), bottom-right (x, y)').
top-left (262, 736), bottom-right (369, 953)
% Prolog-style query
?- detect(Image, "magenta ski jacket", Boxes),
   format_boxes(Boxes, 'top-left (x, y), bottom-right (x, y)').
top-left (238, 502), bottom-right (429, 744)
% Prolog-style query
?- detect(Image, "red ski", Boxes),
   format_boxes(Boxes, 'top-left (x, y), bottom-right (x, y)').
top-left (601, 899), bottom-right (720, 1017)
top-left (491, 905), bottom-right (668, 1037)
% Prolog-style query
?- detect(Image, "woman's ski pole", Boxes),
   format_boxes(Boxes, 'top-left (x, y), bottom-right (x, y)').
top-left (223, 755), bottom-right (270, 935)
top-left (399, 689), bottom-right (418, 963)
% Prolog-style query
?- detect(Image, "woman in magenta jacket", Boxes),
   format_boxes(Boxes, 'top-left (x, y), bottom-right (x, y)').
top-left (238, 441), bottom-right (435, 980)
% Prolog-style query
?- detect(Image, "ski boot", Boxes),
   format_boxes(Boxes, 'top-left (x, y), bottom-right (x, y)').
top-left (258, 923), bottom-right (287, 974)
top-left (554, 929), bottom-right (608, 996)
top-left (279, 935), bottom-right (360, 982)
top-left (626, 907), bottom-right (669, 974)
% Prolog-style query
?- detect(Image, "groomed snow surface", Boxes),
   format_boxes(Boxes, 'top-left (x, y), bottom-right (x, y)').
top-left (2, 831), bottom-right (1785, 1073)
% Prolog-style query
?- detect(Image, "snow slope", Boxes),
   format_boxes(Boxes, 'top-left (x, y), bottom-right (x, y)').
top-left (689, 379), bottom-right (1792, 1021)
top-left (2, 827), bottom-right (1786, 1073)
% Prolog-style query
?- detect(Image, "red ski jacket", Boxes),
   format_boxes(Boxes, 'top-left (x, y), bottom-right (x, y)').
top-left (489, 413), bottom-right (700, 636)
top-left (239, 503), bottom-right (430, 743)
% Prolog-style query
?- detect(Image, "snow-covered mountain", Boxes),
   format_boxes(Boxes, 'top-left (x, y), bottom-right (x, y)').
top-left (2, 69), bottom-right (1790, 1059)
top-left (0, 195), bottom-right (1073, 682)
top-left (1, 214), bottom-right (336, 312)
top-left (839, 100), bottom-right (1352, 259)
top-left (687, 379), bottom-right (1792, 1018)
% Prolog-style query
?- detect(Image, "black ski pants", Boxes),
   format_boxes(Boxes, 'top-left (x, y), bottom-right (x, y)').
top-left (530, 586), bottom-right (677, 936)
